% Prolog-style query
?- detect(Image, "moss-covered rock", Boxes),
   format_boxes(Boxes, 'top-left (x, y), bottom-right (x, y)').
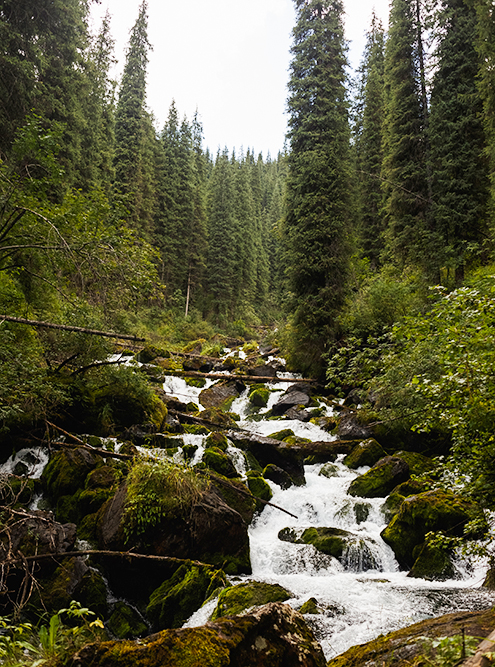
top-left (107, 601), bottom-right (148, 639)
top-left (246, 471), bottom-right (272, 511)
top-left (205, 431), bottom-right (229, 451)
top-left (181, 444), bottom-right (198, 461)
top-left (200, 407), bottom-right (238, 428)
top-left (147, 562), bottom-right (227, 631)
top-left (212, 476), bottom-right (256, 525)
top-left (211, 581), bottom-right (291, 620)
top-left (381, 489), bottom-right (481, 569)
top-left (268, 428), bottom-right (295, 441)
top-left (66, 602), bottom-right (326, 667)
top-left (249, 385), bottom-right (270, 408)
top-left (327, 608), bottom-right (495, 667)
top-left (202, 447), bottom-right (238, 478)
top-left (381, 478), bottom-right (431, 522)
top-left (199, 380), bottom-right (245, 410)
top-left (263, 463), bottom-right (293, 489)
top-left (279, 526), bottom-right (351, 559)
top-left (318, 463), bottom-right (340, 478)
top-left (42, 448), bottom-right (102, 500)
top-left (136, 345), bottom-right (169, 363)
top-left (392, 450), bottom-right (435, 476)
top-left (299, 597), bottom-right (321, 615)
top-left (344, 438), bottom-right (387, 469)
top-left (347, 456), bottom-right (410, 498)
top-left (185, 377), bottom-right (207, 388)
top-left (407, 543), bottom-right (455, 581)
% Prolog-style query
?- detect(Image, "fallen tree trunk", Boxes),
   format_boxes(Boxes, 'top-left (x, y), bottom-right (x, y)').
top-left (163, 369), bottom-right (316, 383)
top-left (0, 315), bottom-right (146, 342)
top-left (4, 550), bottom-right (208, 568)
top-left (46, 421), bottom-right (134, 461)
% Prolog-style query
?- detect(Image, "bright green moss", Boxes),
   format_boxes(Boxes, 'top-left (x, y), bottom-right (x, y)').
top-left (211, 581), bottom-right (291, 620)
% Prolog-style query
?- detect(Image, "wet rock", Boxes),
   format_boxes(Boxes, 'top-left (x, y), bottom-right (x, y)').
top-left (98, 485), bottom-right (251, 576)
top-left (202, 447), bottom-right (238, 479)
top-left (147, 562), bottom-right (227, 631)
top-left (249, 364), bottom-right (278, 378)
top-left (381, 478), bottom-right (431, 522)
top-left (344, 438), bottom-right (387, 469)
top-left (3, 510), bottom-right (76, 558)
top-left (211, 581), bottom-right (291, 620)
top-left (42, 448), bottom-right (102, 499)
top-left (211, 476), bottom-right (257, 525)
top-left (327, 608), bottom-right (495, 667)
top-left (381, 489), bottom-right (481, 569)
top-left (263, 463), bottom-right (293, 489)
top-left (285, 406), bottom-right (311, 422)
top-left (337, 413), bottom-right (373, 440)
top-left (70, 602), bottom-right (326, 667)
top-left (246, 471), bottom-right (273, 511)
top-left (136, 345), bottom-right (168, 363)
top-left (248, 385), bottom-right (270, 408)
top-left (120, 423), bottom-right (158, 445)
top-left (205, 431), bottom-right (229, 451)
top-left (199, 380), bottom-right (245, 409)
top-left (407, 543), bottom-right (456, 581)
top-left (107, 601), bottom-right (148, 639)
top-left (278, 526), bottom-right (378, 571)
top-left (347, 456), bottom-right (410, 498)
top-left (272, 390), bottom-right (311, 416)
top-left (299, 598), bottom-right (321, 615)
top-left (227, 431), bottom-right (306, 486)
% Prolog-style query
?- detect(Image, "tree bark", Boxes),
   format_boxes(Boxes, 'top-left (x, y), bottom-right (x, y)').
top-left (0, 315), bottom-right (146, 341)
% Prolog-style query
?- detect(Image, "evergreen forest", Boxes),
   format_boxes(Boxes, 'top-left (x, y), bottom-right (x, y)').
top-left (2, 0), bottom-right (495, 664)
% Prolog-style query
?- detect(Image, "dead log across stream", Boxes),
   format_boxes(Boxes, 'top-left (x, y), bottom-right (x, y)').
top-left (163, 369), bottom-right (316, 383)
top-left (0, 315), bottom-right (146, 342)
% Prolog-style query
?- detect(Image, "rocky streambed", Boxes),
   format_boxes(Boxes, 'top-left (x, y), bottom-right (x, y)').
top-left (1, 341), bottom-right (494, 666)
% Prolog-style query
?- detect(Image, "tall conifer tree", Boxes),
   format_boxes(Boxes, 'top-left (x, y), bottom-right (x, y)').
top-left (381, 0), bottom-right (430, 270)
top-left (114, 1), bottom-right (156, 235)
top-left (284, 0), bottom-right (351, 370)
top-left (354, 14), bottom-right (386, 267)
top-left (429, 0), bottom-right (489, 280)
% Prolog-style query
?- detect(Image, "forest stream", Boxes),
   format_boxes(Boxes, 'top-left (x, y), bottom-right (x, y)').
top-left (3, 351), bottom-right (495, 663)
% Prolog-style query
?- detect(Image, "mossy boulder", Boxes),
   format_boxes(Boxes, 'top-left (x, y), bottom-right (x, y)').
top-left (185, 377), bottom-right (207, 388)
top-left (211, 581), bottom-right (291, 620)
top-left (381, 478), bottom-right (431, 522)
top-left (199, 380), bottom-right (245, 410)
top-left (319, 463), bottom-right (340, 478)
top-left (136, 345), bottom-right (168, 363)
top-left (344, 438), bottom-right (386, 469)
top-left (327, 608), bottom-right (495, 667)
top-left (407, 543), bottom-right (455, 581)
top-left (67, 602), bottom-right (326, 667)
top-left (205, 432), bottom-right (229, 451)
top-left (381, 489), bottom-right (481, 569)
top-left (347, 456), bottom-right (410, 498)
top-left (249, 385), bottom-right (270, 408)
top-left (268, 428), bottom-right (295, 441)
top-left (42, 448), bottom-right (102, 500)
top-left (212, 476), bottom-right (256, 525)
top-left (107, 602), bottom-right (148, 639)
top-left (147, 562), bottom-right (227, 631)
top-left (392, 450), bottom-right (435, 476)
top-left (246, 471), bottom-right (273, 511)
top-left (299, 597), bottom-right (321, 615)
top-left (201, 407), bottom-right (238, 428)
top-left (202, 447), bottom-right (238, 478)
top-left (263, 463), bottom-right (293, 489)
top-left (279, 526), bottom-right (351, 559)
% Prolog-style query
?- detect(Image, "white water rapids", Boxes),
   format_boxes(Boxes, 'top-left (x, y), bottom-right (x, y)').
top-left (177, 377), bottom-right (495, 660)
top-left (2, 371), bottom-right (493, 659)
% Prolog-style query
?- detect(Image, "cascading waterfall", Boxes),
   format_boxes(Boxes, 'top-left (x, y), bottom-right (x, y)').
top-left (179, 379), bottom-right (494, 660)
top-left (2, 366), bottom-right (493, 660)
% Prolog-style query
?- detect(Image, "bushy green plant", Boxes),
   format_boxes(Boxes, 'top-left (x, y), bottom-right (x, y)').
top-left (121, 458), bottom-right (207, 544)
top-left (416, 633), bottom-right (479, 666)
top-left (0, 601), bottom-right (104, 666)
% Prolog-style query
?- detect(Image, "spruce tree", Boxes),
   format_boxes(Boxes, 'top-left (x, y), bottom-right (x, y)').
top-left (475, 0), bottom-right (495, 221)
top-left (354, 14), bottom-right (386, 267)
top-left (429, 0), bottom-right (489, 280)
top-left (381, 0), bottom-right (430, 271)
top-left (284, 0), bottom-right (352, 370)
top-left (114, 1), bottom-right (156, 235)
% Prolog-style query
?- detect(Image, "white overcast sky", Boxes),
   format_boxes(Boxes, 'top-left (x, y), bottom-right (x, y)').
top-left (89, 0), bottom-right (390, 158)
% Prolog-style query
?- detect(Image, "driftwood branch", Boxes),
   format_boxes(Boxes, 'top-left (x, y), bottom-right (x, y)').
top-left (164, 369), bottom-right (315, 384)
top-left (208, 472), bottom-right (298, 519)
top-left (4, 550), bottom-right (209, 569)
top-left (45, 421), bottom-right (133, 461)
top-left (0, 315), bottom-right (146, 342)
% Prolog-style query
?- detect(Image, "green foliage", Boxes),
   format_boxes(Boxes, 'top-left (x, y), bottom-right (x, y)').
top-left (0, 601), bottom-right (104, 666)
top-left (416, 634), bottom-right (479, 666)
top-left (121, 457), bottom-right (207, 544)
